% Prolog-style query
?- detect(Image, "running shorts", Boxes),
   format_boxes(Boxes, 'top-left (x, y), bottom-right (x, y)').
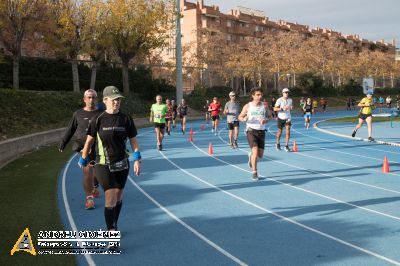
top-left (228, 121), bottom-right (239, 130)
top-left (94, 164), bottom-right (129, 191)
top-left (277, 118), bottom-right (291, 129)
top-left (246, 129), bottom-right (265, 149)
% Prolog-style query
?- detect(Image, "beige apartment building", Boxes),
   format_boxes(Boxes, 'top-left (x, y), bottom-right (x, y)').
top-left (161, 0), bottom-right (396, 92)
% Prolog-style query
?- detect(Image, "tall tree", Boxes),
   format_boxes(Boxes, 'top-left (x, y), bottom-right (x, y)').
top-left (0, 0), bottom-right (45, 89)
top-left (80, 0), bottom-right (108, 90)
top-left (103, 0), bottom-right (170, 94)
top-left (49, 0), bottom-right (88, 92)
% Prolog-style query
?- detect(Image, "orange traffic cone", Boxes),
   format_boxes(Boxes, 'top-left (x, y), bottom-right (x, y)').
top-left (208, 142), bottom-right (213, 155)
top-left (200, 124), bottom-right (204, 131)
top-left (189, 128), bottom-right (193, 142)
top-left (382, 156), bottom-right (390, 173)
top-left (292, 141), bottom-right (298, 152)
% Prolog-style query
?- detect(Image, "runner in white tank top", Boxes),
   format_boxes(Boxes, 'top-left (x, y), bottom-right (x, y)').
top-left (239, 87), bottom-right (271, 181)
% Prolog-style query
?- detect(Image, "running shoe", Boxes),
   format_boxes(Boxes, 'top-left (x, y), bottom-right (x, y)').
top-left (211, 128), bottom-right (214, 133)
top-left (248, 152), bottom-right (252, 168)
top-left (92, 187), bottom-right (100, 198)
top-left (85, 197), bottom-right (95, 210)
top-left (234, 140), bottom-right (238, 148)
top-left (252, 172), bottom-right (258, 181)
top-left (167, 130), bottom-right (170, 136)
top-left (276, 143), bottom-right (281, 151)
top-left (230, 142), bottom-right (234, 149)
top-left (158, 144), bottom-right (162, 151)
top-left (351, 130), bottom-right (356, 137)
top-left (284, 145), bottom-right (290, 152)
top-left (368, 137), bottom-right (375, 142)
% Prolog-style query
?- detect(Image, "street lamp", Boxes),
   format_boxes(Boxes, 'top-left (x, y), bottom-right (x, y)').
top-left (286, 73), bottom-right (291, 88)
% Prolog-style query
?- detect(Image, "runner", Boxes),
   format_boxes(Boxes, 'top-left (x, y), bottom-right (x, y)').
top-left (238, 87), bottom-right (269, 181)
top-left (378, 96), bottom-right (384, 112)
top-left (171, 99), bottom-right (177, 128)
top-left (346, 98), bottom-right (351, 111)
top-left (224, 91), bottom-right (240, 148)
top-left (351, 91), bottom-right (375, 141)
top-left (177, 98), bottom-right (188, 134)
top-left (274, 88), bottom-right (293, 152)
top-left (165, 98), bottom-right (173, 135)
top-left (59, 89), bottom-right (101, 210)
top-left (271, 97), bottom-right (277, 119)
top-left (79, 86), bottom-right (141, 238)
top-left (312, 99), bottom-right (319, 113)
top-left (303, 97), bottom-right (313, 130)
top-left (208, 97), bottom-right (221, 135)
top-left (203, 99), bottom-right (211, 124)
top-left (150, 95), bottom-right (167, 151)
top-left (386, 95), bottom-right (392, 108)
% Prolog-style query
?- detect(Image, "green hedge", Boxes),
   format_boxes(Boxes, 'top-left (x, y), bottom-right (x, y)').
top-left (0, 56), bottom-right (175, 99)
top-left (0, 89), bottom-right (152, 140)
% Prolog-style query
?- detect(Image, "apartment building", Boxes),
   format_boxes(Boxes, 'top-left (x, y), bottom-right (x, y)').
top-left (160, 0), bottom-right (396, 91)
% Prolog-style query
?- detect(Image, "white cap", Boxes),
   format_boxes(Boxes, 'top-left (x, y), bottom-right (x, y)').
top-left (282, 88), bottom-right (290, 93)
top-left (229, 91), bottom-right (236, 96)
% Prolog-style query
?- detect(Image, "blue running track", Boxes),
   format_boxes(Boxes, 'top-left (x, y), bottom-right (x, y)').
top-left (58, 110), bottom-right (400, 266)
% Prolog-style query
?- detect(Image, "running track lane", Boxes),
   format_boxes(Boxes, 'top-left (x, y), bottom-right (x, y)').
top-left (58, 110), bottom-right (400, 265)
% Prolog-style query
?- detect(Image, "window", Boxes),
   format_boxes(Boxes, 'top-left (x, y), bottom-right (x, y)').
top-left (227, 20), bottom-right (232, 27)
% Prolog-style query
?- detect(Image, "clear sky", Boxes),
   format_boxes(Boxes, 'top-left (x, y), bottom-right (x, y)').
top-left (206, 0), bottom-right (399, 48)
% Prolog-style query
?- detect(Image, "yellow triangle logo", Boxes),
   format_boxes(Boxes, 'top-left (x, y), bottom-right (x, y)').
top-left (10, 228), bottom-right (36, 256)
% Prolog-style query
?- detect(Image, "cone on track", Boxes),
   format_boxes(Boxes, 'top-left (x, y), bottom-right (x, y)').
top-left (189, 128), bottom-right (193, 142)
top-left (292, 141), bottom-right (298, 152)
top-left (200, 124), bottom-right (204, 131)
top-left (382, 156), bottom-right (390, 173)
top-left (208, 142), bottom-right (213, 155)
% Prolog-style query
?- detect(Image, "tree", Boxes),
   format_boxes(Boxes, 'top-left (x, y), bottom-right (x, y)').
top-left (0, 0), bottom-right (46, 89)
top-left (48, 0), bottom-right (90, 92)
top-left (102, 0), bottom-right (170, 94)
top-left (80, 0), bottom-right (109, 90)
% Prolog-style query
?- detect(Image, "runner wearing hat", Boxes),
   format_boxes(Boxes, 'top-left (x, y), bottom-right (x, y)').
top-left (79, 85), bottom-right (141, 237)
top-left (351, 91), bottom-right (375, 141)
top-left (224, 91), bottom-right (240, 148)
top-left (208, 97), bottom-right (221, 135)
top-left (274, 88), bottom-right (293, 152)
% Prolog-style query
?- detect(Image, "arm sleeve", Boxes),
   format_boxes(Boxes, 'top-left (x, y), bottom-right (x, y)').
top-left (59, 112), bottom-right (78, 150)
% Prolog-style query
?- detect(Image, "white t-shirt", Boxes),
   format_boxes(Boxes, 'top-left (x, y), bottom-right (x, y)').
top-left (275, 97), bottom-right (292, 120)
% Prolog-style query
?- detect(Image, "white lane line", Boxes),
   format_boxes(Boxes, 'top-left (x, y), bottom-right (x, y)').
top-left (62, 154), bottom-right (96, 266)
top-left (313, 119), bottom-right (400, 147)
top-left (216, 126), bottom-right (400, 195)
top-left (127, 175), bottom-right (248, 266)
top-left (291, 118), bottom-right (400, 154)
top-left (157, 145), bottom-right (400, 266)
top-left (289, 122), bottom-right (400, 163)
top-left (191, 138), bottom-right (400, 222)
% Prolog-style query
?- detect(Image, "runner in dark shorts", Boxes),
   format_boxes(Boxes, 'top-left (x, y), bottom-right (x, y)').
top-left (79, 86), bottom-right (141, 242)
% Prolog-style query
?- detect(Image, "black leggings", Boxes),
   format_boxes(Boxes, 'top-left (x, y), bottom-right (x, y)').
top-left (94, 164), bottom-right (129, 191)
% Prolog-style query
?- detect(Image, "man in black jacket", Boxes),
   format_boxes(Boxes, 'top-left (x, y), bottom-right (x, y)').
top-left (59, 89), bottom-right (102, 210)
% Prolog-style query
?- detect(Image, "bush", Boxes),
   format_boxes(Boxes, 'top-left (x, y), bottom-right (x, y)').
top-left (339, 79), bottom-right (364, 96)
top-left (0, 89), bottom-right (152, 140)
top-left (0, 56), bottom-right (175, 97)
top-left (374, 87), bottom-right (400, 95)
top-left (294, 72), bottom-right (324, 96)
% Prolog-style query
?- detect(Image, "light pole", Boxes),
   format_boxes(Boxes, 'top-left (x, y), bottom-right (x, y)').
top-left (175, 0), bottom-right (183, 102)
top-left (286, 73), bottom-right (291, 88)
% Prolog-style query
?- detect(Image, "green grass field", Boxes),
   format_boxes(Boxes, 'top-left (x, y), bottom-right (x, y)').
top-left (0, 144), bottom-right (77, 266)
